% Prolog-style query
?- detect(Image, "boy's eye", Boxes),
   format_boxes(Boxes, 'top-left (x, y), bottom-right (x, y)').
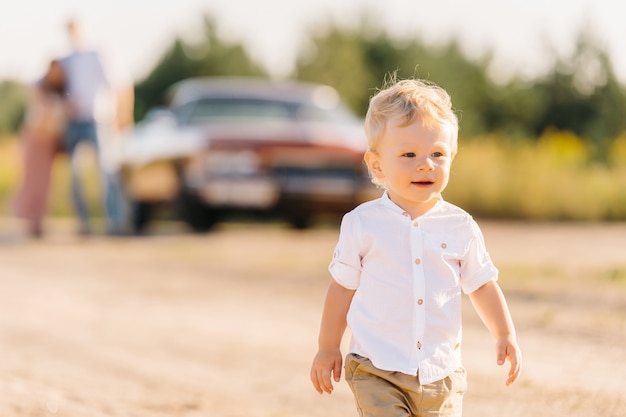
top-left (402, 152), bottom-right (416, 158)
top-left (432, 151), bottom-right (444, 158)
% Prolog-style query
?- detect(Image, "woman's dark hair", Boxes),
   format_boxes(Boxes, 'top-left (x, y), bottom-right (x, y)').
top-left (41, 60), bottom-right (66, 96)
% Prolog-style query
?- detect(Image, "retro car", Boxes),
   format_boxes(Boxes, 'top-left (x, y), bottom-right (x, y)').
top-left (118, 77), bottom-right (380, 233)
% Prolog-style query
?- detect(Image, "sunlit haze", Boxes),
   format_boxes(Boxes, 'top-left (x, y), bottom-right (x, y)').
top-left (2, 0), bottom-right (625, 84)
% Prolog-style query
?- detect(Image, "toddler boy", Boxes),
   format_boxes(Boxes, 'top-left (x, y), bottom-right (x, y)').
top-left (310, 77), bottom-right (521, 417)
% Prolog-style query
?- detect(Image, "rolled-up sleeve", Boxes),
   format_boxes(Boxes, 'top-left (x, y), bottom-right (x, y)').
top-left (328, 212), bottom-right (362, 290)
top-left (460, 219), bottom-right (498, 294)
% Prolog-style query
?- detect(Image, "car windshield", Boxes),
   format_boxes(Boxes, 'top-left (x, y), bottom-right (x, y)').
top-left (186, 98), bottom-right (295, 124)
top-left (179, 97), bottom-right (360, 126)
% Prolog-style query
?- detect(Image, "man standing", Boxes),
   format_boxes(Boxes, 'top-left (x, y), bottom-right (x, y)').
top-left (60, 18), bottom-right (134, 236)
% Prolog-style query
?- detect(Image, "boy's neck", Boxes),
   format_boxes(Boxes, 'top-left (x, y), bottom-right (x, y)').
top-left (386, 193), bottom-right (441, 219)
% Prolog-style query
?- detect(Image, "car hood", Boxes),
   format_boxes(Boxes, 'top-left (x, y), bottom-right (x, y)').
top-left (117, 120), bottom-right (208, 167)
top-left (202, 119), bottom-right (367, 151)
top-left (117, 118), bottom-right (367, 168)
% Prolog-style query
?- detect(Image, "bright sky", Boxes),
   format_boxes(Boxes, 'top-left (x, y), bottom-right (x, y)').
top-left (2, 0), bottom-right (625, 85)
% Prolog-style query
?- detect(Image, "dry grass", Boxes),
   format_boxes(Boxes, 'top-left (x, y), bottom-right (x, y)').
top-left (446, 135), bottom-right (626, 220)
top-left (3, 133), bottom-right (626, 221)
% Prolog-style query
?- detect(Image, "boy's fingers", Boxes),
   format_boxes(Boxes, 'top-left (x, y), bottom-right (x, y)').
top-left (496, 345), bottom-right (507, 366)
top-left (320, 368), bottom-right (334, 393)
top-left (333, 360), bottom-right (342, 382)
top-left (506, 351), bottom-right (522, 386)
top-left (506, 366), bottom-right (520, 386)
top-left (497, 346), bottom-right (521, 386)
top-left (311, 364), bottom-right (333, 394)
top-left (310, 367), bottom-right (322, 394)
top-left (495, 342), bottom-right (522, 386)
top-left (311, 354), bottom-right (342, 394)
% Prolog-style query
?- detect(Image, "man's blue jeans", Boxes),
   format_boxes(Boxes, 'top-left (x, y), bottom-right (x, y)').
top-left (65, 120), bottom-right (127, 235)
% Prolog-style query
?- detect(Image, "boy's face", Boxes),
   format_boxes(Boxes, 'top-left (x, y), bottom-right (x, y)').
top-left (364, 116), bottom-right (454, 217)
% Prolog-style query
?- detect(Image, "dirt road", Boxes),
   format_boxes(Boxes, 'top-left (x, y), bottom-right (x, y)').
top-left (1, 219), bottom-right (625, 416)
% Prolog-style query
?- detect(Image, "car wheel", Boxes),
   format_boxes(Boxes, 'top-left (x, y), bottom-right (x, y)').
top-left (131, 201), bottom-right (153, 235)
top-left (177, 190), bottom-right (218, 233)
top-left (288, 215), bottom-right (312, 230)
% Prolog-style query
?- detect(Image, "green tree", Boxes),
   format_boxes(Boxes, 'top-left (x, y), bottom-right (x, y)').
top-left (134, 16), bottom-right (266, 121)
top-left (133, 38), bottom-right (203, 119)
top-left (531, 28), bottom-right (626, 159)
top-left (0, 80), bottom-right (27, 138)
top-left (294, 15), bottom-right (496, 138)
top-left (295, 21), bottom-right (378, 115)
top-left (295, 16), bottom-right (626, 154)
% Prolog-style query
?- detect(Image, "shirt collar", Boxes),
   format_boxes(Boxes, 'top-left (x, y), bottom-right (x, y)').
top-left (380, 191), bottom-right (445, 219)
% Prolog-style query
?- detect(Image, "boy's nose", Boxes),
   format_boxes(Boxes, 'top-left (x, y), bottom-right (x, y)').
top-left (416, 157), bottom-right (434, 171)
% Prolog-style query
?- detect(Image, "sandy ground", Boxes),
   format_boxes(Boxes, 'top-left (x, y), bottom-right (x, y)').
top-left (0, 218), bottom-right (625, 417)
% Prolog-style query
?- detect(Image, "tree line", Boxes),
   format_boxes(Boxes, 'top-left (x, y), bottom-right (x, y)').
top-left (2, 14), bottom-right (625, 163)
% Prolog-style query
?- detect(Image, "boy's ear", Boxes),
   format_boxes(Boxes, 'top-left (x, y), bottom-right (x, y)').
top-left (364, 151), bottom-right (384, 179)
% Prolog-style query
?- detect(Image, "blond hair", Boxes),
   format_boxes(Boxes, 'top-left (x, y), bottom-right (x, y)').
top-left (364, 77), bottom-right (459, 154)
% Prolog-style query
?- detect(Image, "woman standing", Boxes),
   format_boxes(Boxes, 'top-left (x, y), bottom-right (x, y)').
top-left (14, 60), bottom-right (67, 237)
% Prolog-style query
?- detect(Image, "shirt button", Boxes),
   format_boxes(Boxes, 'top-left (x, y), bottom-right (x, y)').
top-left (441, 243), bottom-right (447, 249)
top-left (417, 299), bottom-right (423, 305)
top-left (417, 341), bottom-right (422, 350)
top-left (414, 258), bottom-right (421, 265)
top-left (413, 220), bottom-right (419, 227)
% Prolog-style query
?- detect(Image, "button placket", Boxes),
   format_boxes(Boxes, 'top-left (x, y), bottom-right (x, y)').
top-left (410, 221), bottom-right (425, 359)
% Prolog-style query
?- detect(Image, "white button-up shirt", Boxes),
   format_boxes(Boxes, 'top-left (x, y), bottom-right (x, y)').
top-left (329, 193), bottom-right (497, 384)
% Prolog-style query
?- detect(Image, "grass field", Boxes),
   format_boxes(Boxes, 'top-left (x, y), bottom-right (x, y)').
top-left (3, 133), bottom-right (626, 222)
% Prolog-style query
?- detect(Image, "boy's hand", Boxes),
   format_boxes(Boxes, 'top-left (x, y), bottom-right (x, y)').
top-left (496, 334), bottom-right (522, 386)
top-left (310, 348), bottom-right (343, 394)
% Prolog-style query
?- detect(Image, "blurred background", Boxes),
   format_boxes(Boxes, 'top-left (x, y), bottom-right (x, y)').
top-left (1, 2), bottom-right (626, 415)
top-left (1, 0), bottom-right (626, 224)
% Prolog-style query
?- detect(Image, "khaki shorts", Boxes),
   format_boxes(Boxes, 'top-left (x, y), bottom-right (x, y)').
top-left (344, 354), bottom-right (467, 417)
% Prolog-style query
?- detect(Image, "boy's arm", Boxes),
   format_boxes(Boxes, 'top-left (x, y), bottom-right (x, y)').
top-left (468, 280), bottom-right (522, 386)
top-left (310, 279), bottom-right (355, 394)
